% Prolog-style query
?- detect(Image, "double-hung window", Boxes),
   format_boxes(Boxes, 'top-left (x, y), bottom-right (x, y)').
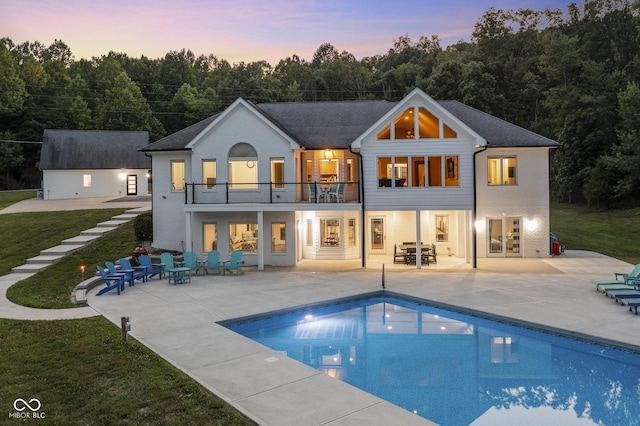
top-left (488, 157), bottom-right (517, 185)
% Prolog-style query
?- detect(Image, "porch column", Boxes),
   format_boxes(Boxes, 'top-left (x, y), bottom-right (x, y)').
top-left (185, 211), bottom-right (192, 252)
top-left (257, 211), bottom-right (264, 271)
top-left (415, 210), bottom-right (422, 270)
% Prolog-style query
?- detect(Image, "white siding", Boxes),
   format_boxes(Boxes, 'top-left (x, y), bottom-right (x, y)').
top-left (151, 152), bottom-right (191, 251)
top-left (360, 138), bottom-right (477, 211)
top-left (42, 169), bottom-right (149, 200)
top-left (189, 104), bottom-right (298, 204)
top-left (475, 147), bottom-right (552, 258)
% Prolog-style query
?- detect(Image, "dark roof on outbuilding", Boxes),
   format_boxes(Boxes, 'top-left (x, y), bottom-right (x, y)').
top-left (141, 97), bottom-right (558, 152)
top-left (438, 101), bottom-right (558, 147)
top-left (40, 130), bottom-right (150, 170)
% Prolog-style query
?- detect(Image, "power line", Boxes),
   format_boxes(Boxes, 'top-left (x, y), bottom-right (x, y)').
top-left (0, 139), bottom-right (42, 144)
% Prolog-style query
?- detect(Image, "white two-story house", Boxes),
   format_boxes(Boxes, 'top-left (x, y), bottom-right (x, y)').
top-left (141, 88), bottom-right (557, 269)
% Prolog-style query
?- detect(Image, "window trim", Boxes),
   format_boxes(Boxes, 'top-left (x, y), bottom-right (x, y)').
top-left (171, 160), bottom-right (185, 191)
top-left (202, 159), bottom-right (217, 190)
top-left (488, 156), bottom-right (517, 186)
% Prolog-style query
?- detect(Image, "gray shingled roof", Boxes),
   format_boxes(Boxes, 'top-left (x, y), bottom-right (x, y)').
top-left (40, 130), bottom-right (151, 170)
top-left (438, 101), bottom-right (558, 147)
top-left (141, 114), bottom-right (219, 151)
top-left (141, 98), bottom-right (558, 152)
top-left (256, 100), bottom-right (396, 149)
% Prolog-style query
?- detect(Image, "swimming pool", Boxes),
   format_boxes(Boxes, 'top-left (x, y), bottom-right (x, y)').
top-left (222, 291), bottom-right (640, 425)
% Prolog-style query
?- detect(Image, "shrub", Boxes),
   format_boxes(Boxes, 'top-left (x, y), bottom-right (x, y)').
top-left (133, 212), bottom-right (153, 241)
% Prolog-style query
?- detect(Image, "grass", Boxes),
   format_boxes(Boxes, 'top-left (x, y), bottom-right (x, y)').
top-left (550, 201), bottom-right (640, 264)
top-left (0, 189), bottom-right (36, 210)
top-left (0, 209), bottom-right (126, 278)
top-left (0, 318), bottom-right (255, 425)
top-left (6, 219), bottom-right (137, 308)
top-left (0, 192), bottom-right (255, 425)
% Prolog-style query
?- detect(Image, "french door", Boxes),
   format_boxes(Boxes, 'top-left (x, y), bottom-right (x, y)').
top-left (488, 217), bottom-right (521, 257)
top-left (370, 217), bottom-right (385, 251)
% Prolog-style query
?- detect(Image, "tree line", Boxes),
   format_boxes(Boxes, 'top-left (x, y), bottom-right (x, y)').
top-left (1, 0), bottom-right (639, 207)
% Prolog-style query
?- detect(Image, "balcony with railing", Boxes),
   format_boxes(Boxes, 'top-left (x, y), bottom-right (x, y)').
top-left (183, 181), bottom-right (361, 205)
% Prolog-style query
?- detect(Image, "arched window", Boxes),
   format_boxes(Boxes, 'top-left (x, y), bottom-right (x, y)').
top-left (228, 143), bottom-right (258, 189)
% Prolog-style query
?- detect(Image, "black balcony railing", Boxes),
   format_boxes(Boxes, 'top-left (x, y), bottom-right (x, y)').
top-left (183, 181), bottom-right (361, 204)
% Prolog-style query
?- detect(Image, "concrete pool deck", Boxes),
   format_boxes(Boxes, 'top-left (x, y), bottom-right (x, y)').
top-left (86, 251), bottom-right (640, 426)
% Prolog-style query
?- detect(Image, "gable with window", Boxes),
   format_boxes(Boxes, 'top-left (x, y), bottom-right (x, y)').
top-left (377, 106), bottom-right (457, 140)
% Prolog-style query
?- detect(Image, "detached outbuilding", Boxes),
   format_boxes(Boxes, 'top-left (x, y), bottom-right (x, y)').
top-left (40, 129), bottom-right (150, 200)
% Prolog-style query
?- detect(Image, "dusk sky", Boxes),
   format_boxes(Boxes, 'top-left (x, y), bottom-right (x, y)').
top-left (3, 0), bottom-right (570, 65)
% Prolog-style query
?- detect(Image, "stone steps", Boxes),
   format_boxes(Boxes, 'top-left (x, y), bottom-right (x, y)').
top-left (11, 208), bottom-right (149, 274)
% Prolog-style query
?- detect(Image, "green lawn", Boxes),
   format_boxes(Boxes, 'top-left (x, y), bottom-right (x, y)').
top-left (0, 192), bottom-right (255, 425)
top-left (0, 189), bottom-right (36, 210)
top-left (550, 201), bottom-right (640, 264)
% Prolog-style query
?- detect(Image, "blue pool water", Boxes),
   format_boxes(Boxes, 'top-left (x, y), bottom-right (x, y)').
top-left (223, 293), bottom-right (640, 426)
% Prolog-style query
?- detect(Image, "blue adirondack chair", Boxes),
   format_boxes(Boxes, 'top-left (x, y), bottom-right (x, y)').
top-left (203, 250), bottom-right (222, 275)
top-left (138, 255), bottom-right (164, 279)
top-left (119, 258), bottom-right (148, 284)
top-left (222, 250), bottom-right (244, 276)
top-left (182, 251), bottom-right (200, 275)
top-left (105, 261), bottom-right (130, 286)
top-left (96, 265), bottom-right (124, 295)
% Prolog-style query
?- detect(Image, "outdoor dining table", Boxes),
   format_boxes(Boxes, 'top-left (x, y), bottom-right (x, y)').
top-left (167, 267), bottom-right (191, 285)
top-left (399, 244), bottom-right (431, 265)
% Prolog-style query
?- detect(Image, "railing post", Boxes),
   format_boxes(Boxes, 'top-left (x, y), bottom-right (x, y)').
top-left (184, 184), bottom-right (188, 204)
top-left (225, 182), bottom-right (229, 204)
top-left (191, 182), bottom-right (195, 204)
top-left (269, 181), bottom-right (273, 203)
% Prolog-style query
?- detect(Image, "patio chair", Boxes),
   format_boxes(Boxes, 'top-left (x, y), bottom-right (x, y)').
top-left (119, 258), bottom-right (148, 284)
top-left (223, 250), bottom-right (244, 276)
top-left (329, 182), bottom-right (345, 203)
top-left (182, 251), bottom-right (200, 275)
top-left (138, 254), bottom-right (164, 280)
top-left (96, 265), bottom-right (124, 296)
top-left (393, 244), bottom-right (406, 264)
top-left (203, 250), bottom-right (222, 275)
top-left (308, 182), bottom-right (318, 203)
top-left (105, 261), bottom-right (130, 286)
top-left (160, 252), bottom-right (178, 275)
top-left (427, 244), bottom-right (437, 264)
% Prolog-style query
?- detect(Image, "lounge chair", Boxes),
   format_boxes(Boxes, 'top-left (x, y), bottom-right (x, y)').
top-left (621, 297), bottom-right (640, 315)
top-left (223, 250), bottom-right (244, 276)
top-left (592, 263), bottom-right (640, 292)
top-left (138, 255), bottom-right (164, 279)
top-left (606, 288), bottom-right (640, 303)
top-left (182, 251), bottom-right (200, 275)
top-left (96, 265), bottom-right (124, 295)
top-left (119, 258), bottom-right (148, 284)
top-left (203, 250), bottom-right (222, 275)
